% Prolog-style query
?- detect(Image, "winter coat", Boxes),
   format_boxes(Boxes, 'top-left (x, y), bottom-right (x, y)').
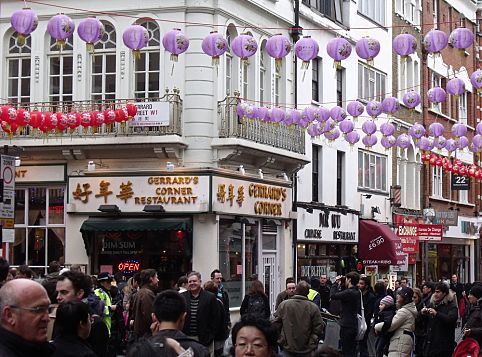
top-left (422, 291), bottom-right (458, 356)
top-left (275, 290), bottom-right (290, 311)
top-left (273, 295), bottom-right (324, 354)
top-left (373, 304), bottom-right (396, 356)
top-left (0, 326), bottom-right (55, 357)
top-left (150, 329), bottom-right (210, 357)
top-left (132, 285), bottom-right (156, 338)
top-left (330, 287), bottom-right (360, 329)
top-left (52, 334), bottom-right (97, 357)
top-left (463, 299), bottom-right (482, 347)
top-left (386, 302), bottom-right (417, 357)
top-left (240, 293), bottom-right (271, 319)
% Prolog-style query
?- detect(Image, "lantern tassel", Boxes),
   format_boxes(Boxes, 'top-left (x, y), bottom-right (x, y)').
top-left (56, 39), bottom-right (65, 51)
top-left (86, 43), bottom-right (95, 55)
top-left (17, 34), bottom-right (26, 47)
top-left (367, 58), bottom-right (374, 66)
top-left (133, 50), bottom-right (141, 61)
top-left (212, 56), bottom-right (220, 67)
top-left (170, 54), bottom-right (179, 62)
top-left (275, 58), bottom-right (282, 72)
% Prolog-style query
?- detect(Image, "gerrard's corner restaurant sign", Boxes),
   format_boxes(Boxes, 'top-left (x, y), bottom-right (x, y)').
top-left (298, 208), bottom-right (359, 243)
top-left (68, 175), bottom-right (209, 213)
top-left (212, 177), bottom-right (292, 219)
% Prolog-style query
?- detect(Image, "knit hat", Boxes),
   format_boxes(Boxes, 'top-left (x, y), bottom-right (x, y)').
top-left (380, 295), bottom-right (394, 307)
top-left (398, 287), bottom-right (414, 302)
top-left (470, 285), bottom-right (482, 299)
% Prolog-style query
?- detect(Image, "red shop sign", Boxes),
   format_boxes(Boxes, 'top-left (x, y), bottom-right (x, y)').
top-left (418, 224), bottom-right (443, 241)
top-left (397, 224), bottom-right (419, 253)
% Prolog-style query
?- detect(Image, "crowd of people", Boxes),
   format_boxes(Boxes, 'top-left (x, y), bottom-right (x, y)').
top-left (0, 256), bottom-right (481, 357)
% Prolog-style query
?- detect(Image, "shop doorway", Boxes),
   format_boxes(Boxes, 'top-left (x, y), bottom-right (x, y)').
top-left (262, 253), bottom-right (276, 312)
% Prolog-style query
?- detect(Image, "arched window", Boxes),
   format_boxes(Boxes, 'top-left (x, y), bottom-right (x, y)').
top-left (91, 21), bottom-right (116, 102)
top-left (225, 25), bottom-right (238, 96)
top-left (259, 41), bottom-right (267, 104)
top-left (7, 33), bottom-right (31, 104)
top-left (134, 20), bottom-right (161, 99)
top-left (48, 36), bottom-right (73, 105)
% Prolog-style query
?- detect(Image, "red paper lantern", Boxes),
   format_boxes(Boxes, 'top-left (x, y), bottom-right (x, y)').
top-left (1, 106), bottom-right (17, 124)
top-left (90, 111), bottom-right (105, 127)
top-left (454, 159), bottom-right (462, 166)
top-left (452, 164), bottom-right (460, 174)
top-left (459, 165), bottom-right (468, 176)
top-left (66, 112), bottom-right (81, 129)
top-left (435, 158), bottom-right (443, 167)
top-left (1, 121), bottom-right (18, 134)
top-left (103, 109), bottom-right (116, 124)
top-left (126, 103), bottom-right (137, 118)
top-left (468, 168), bottom-right (476, 177)
top-left (80, 112), bottom-right (91, 128)
top-left (446, 163), bottom-right (453, 172)
top-left (429, 154), bottom-right (438, 166)
top-left (42, 112), bottom-right (56, 131)
top-left (29, 111), bottom-right (44, 129)
top-left (15, 108), bottom-right (30, 127)
top-left (55, 112), bottom-right (68, 132)
top-left (115, 107), bottom-right (128, 123)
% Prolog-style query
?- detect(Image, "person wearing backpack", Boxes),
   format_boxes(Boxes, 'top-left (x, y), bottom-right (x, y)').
top-left (240, 279), bottom-right (270, 319)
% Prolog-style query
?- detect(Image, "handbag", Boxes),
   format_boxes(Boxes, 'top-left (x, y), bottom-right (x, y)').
top-left (356, 290), bottom-right (367, 341)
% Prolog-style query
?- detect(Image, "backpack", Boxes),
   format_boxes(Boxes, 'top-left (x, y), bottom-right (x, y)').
top-left (247, 295), bottom-right (266, 317)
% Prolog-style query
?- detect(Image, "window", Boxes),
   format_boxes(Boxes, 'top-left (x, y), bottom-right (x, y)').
top-left (336, 68), bottom-right (345, 107)
top-left (358, 62), bottom-right (386, 102)
top-left (432, 0), bottom-right (439, 28)
top-left (91, 22), bottom-right (116, 102)
top-left (336, 151), bottom-right (344, 205)
top-left (303, 0), bottom-right (344, 24)
top-left (219, 219), bottom-right (259, 308)
top-left (432, 166), bottom-right (442, 197)
top-left (48, 37), bottom-right (73, 106)
top-left (359, 0), bottom-right (386, 25)
top-left (226, 27), bottom-right (237, 96)
top-left (395, 0), bottom-right (421, 26)
top-left (358, 150), bottom-right (387, 192)
top-left (459, 189), bottom-right (468, 204)
top-left (458, 91), bottom-right (467, 124)
top-left (7, 33), bottom-right (31, 104)
top-left (11, 187), bottom-right (65, 276)
top-left (260, 44), bottom-right (266, 103)
top-left (312, 57), bottom-right (321, 102)
top-left (134, 21), bottom-right (161, 99)
top-left (398, 56), bottom-right (420, 109)
top-left (312, 145), bottom-right (320, 202)
top-left (242, 61), bottom-right (249, 100)
top-left (274, 65), bottom-right (281, 106)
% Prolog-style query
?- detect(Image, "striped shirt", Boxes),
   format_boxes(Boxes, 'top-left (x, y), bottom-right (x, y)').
top-left (188, 296), bottom-right (200, 336)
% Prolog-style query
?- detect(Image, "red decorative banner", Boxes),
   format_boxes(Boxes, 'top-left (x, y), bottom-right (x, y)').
top-left (397, 224), bottom-right (419, 253)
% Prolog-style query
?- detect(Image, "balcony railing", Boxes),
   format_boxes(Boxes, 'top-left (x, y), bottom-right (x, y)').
top-left (1, 89), bottom-right (182, 139)
top-left (218, 94), bottom-right (305, 155)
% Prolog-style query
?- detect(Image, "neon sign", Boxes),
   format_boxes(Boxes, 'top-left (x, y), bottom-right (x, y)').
top-left (118, 259), bottom-right (140, 274)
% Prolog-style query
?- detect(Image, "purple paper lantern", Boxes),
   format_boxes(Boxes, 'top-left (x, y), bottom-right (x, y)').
top-left (427, 87), bottom-right (446, 106)
top-left (449, 27), bottom-right (475, 54)
top-left (295, 36), bottom-right (319, 69)
top-left (477, 122), bottom-right (482, 136)
top-left (283, 109), bottom-right (294, 126)
top-left (10, 8), bottom-right (38, 46)
top-left (326, 37), bottom-right (352, 69)
top-left (202, 31), bottom-right (228, 66)
top-left (346, 101), bottom-right (364, 120)
top-left (47, 14), bottom-right (75, 49)
top-left (393, 33), bottom-right (417, 59)
top-left (345, 131), bottom-right (360, 146)
top-left (271, 107), bottom-right (286, 124)
top-left (380, 122), bottom-right (395, 137)
top-left (163, 28), bottom-right (190, 62)
top-left (325, 128), bottom-right (341, 141)
top-left (409, 123), bottom-right (426, 140)
top-left (381, 135), bottom-right (397, 150)
top-left (434, 136), bottom-right (447, 150)
top-left (256, 106), bottom-right (269, 122)
top-left (339, 119), bottom-right (354, 134)
top-left (417, 136), bottom-right (431, 151)
top-left (452, 123), bottom-right (468, 138)
top-left (381, 97), bottom-right (400, 116)
top-left (307, 122), bottom-right (321, 137)
top-left (266, 34), bottom-right (292, 70)
top-left (323, 118), bottom-right (336, 132)
top-left (123, 25), bottom-right (149, 59)
top-left (330, 106), bottom-right (347, 123)
top-left (318, 107), bottom-right (331, 122)
top-left (396, 134), bottom-right (411, 149)
top-left (470, 70), bottom-right (482, 93)
top-left (402, 91), bottom-right (421, 109)
top-left (231, 33), bottom-right (257, 62)
top-left (355, 37), bottom-right (380, 66)
top-left (291, 109), bottom-right (302, 126)
top-left (445, 138), bottom-right (458, 153)
top-left (429, 122), bottom-right (444, 138)
top-left (362, 135), bottom-right (377, 148)
top-left (366, 101), bottom-right (383, 119)
top-left (362, 120), bottom-right (377, 136)
top-left (423, 29), bottom-right (448, 55)
top-left (77, 17), bottom-right (104, 54)
top-left (458, 136), bottom-right (469, 150)
top-left (302, 107), bottom-right (318, 124)
top-left (446, 78), bottom-right (465, 97)
top-left (473, 135), bottom-right (482, 151)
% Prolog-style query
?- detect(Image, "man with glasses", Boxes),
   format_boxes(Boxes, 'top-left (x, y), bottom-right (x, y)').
top-left (0, 278), bottom-right (55, 356)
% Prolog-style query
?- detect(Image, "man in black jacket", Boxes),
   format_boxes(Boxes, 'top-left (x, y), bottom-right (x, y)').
top-left (422, 282), bottom-right (434, 306)
top-left (150, 290), bottom-right (209, 357)
top-left (358, 276), bottom-right (375, 357)
top-left (318, 275), bottom-right (331, 310)
top-left (0, 279), bottom-right (55, 357)
top-left (330, 271), bottom-right (361, 357)
top-left (421, 282), bottom-right (458, 357)
top-left (181, 271), bottom-right (219, 354)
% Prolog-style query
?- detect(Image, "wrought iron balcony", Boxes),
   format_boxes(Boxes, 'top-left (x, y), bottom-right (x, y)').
top-left (1, 89), bottom-right (182, 139)
top-left (218, 93), bottom-right (305, 155)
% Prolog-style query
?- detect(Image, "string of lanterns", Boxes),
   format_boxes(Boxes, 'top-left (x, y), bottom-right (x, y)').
top-left (422, 153), bottom-right (482, 180)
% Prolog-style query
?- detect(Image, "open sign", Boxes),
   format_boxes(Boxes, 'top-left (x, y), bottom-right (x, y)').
top-left (118, 260), bottom-right (140, 273)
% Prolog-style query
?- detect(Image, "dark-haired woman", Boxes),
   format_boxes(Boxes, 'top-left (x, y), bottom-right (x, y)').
top-left (52, 301), bottom-right (96, 357)
top-left (230, 314), bottom-right (279, 357)
top-left (240, 280), bottom-right (270, 319)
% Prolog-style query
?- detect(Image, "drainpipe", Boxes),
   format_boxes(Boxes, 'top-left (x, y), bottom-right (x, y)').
top-left (291, 0), bottom-right (302, 280)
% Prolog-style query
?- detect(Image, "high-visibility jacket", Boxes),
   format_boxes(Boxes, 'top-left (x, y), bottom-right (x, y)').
top-left (307, 288), bottom-right (321, 309)
top-left (95, 288), bottom-right (112, 336)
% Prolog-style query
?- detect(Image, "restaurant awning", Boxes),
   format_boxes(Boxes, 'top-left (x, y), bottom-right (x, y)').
top-left (359, 220), bottom-right (401, 266)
